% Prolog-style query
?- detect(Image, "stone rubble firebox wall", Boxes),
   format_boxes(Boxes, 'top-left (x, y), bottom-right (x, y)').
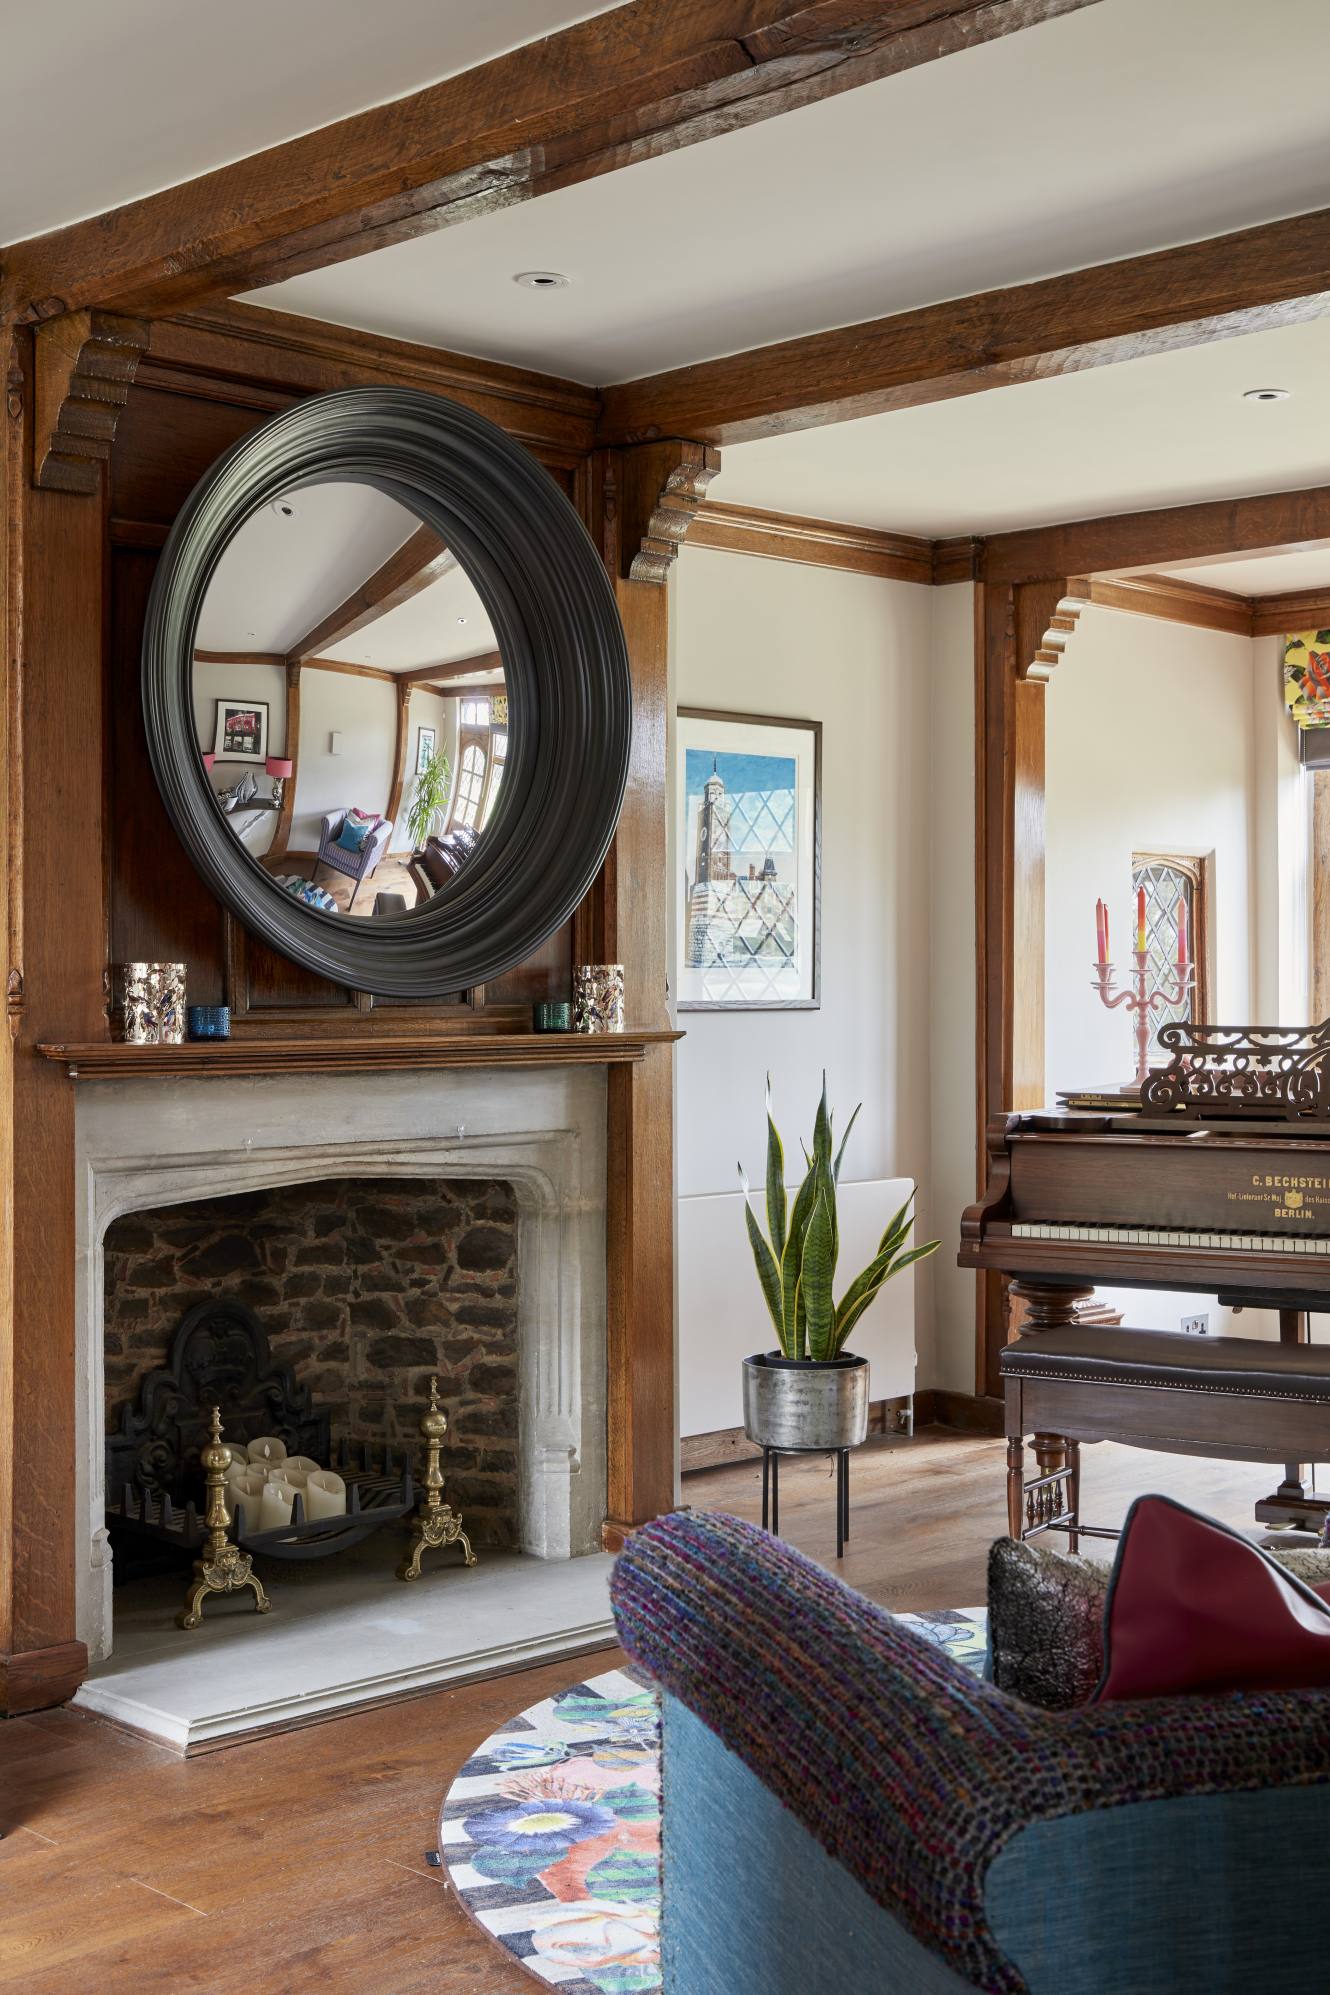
top-left (103, 1178), bottom-right (520, 1549)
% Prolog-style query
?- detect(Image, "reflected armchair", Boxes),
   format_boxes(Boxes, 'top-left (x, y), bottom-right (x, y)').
top-left (316, 809), bottom-right (393, 910)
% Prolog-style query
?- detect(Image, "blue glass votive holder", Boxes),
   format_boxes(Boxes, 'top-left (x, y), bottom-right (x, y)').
top-left (187, 1005), bottom-right (231, 1040)
top-left (532, 1000), bottom-right (572, 1033)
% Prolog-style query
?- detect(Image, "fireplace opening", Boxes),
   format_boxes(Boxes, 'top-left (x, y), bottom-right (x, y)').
top-left (103, 1175), bottom-right (522, 1574)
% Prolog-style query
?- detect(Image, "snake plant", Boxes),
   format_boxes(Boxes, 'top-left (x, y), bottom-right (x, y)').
top-left (740, 1076), bottom-right (939, 1362)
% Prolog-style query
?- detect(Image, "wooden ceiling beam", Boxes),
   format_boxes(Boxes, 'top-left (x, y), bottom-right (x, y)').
top-left (983, 483), bottom-right (1330, 587)
top-left (598, 208), bottom-right (1330, 446)
top-left (1063, 573), bottom-right (1253, 639)
top-left (286, 526), bottom-right (453, 663)
top-left (0, 0), bottom-right (1105, 325)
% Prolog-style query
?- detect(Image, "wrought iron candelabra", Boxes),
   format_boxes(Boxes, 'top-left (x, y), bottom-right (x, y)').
top-left (1092, 951), bottom-right (1195, 1090)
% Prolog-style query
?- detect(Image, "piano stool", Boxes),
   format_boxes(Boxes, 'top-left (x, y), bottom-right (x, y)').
top-left (1001, 1325), bottom-right (1330, 1547)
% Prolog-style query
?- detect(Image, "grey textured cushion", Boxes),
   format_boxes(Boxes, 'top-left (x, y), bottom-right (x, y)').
top-left (987, 1537), bottom-right (1330, 1710)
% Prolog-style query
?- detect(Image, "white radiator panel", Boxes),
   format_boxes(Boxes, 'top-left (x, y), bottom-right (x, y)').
top-left (678, 1178), bottom-right (919, 1438)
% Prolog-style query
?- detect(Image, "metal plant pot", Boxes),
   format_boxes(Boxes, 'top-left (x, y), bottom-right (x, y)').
top-left (742, 1351), bottom-right (870, 1453)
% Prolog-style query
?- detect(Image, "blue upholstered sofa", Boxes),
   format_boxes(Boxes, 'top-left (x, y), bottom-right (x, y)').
top-left (611, 1511), bottom-right (1330, 1995)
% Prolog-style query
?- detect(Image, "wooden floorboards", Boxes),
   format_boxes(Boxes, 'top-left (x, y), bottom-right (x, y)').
top-left (0, 1431), bottom-right (1275, 1992)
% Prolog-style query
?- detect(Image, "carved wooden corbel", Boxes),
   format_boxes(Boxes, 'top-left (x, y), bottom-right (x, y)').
top-left (33, 310), bottom-right (150, 493)
top-left (1016, 577), bottom-right (1082, 682)
top-left (618, 439), bottom-right (722, 583)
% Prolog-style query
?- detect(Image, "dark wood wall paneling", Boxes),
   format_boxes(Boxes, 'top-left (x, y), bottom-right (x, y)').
top-left (0, 304), bottom-right (693, 1713)
top-left (107, 345), bottom-right (584, 1030)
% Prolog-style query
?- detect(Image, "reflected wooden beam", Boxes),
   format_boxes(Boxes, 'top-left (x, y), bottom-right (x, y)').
top-left (400, 650), bottom-right (503, 686)
top-left (270, 663), bottom-right (301, 859)
top-left (286, 526), bottom-right (452, 663)
top-left (194, 648), bottom-right (288, 667)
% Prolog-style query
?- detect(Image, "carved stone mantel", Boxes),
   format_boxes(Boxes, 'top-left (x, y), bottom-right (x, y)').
top-left (74, 1064), bottom-right (609, 1660)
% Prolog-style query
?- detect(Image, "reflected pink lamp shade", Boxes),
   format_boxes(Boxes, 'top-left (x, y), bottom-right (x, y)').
top-left (265, 755), bottom-right (293, 810)
top-left (201, 752), bottom-right (215, 772)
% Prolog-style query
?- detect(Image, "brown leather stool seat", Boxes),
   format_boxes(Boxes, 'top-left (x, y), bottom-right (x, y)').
top-left (1001, 1326), bottom-right (1330, 1547)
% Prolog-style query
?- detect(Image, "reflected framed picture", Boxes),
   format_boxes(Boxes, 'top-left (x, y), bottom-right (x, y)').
top-left (416, 725), bottom-right (438, 773)
top-left (676, 708), bottom-right (821, 1011)
top-left (212, 698), bottom-right (269, 762)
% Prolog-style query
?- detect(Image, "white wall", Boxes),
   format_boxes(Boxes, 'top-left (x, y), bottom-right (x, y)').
top-left (672, 547), bottom-right (934, 1432)
top-left (291, 667), bottom-right (397, 852)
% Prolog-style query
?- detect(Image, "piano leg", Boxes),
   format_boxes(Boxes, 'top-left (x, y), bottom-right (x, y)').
top-left (1254, 1309), bottom-right (1328, 1531)
top-left (1008, 1279), bottom-right (1095, 1492)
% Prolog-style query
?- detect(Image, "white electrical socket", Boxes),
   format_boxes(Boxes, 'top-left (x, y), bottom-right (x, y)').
top-left (1181, 1313), bottom-right (1210, 1335)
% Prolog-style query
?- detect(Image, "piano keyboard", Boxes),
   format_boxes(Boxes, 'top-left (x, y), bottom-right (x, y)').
top-left (1011, 1222), bottom-right (1330, 1254)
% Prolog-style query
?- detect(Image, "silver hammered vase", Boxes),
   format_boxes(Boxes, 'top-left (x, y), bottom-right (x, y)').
top-left (742, 1352), bottom-right (869, 1452)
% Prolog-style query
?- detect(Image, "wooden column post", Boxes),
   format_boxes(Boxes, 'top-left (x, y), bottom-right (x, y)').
top-left (975, 576), bottom-right (1074, 1396)
top-left (581, 441), bottom-right (718, 1545)
top-left (2, 326), bottom-right (118, 1711)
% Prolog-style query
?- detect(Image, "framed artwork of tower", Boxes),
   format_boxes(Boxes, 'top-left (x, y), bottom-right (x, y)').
top-left (675, 708), bottom-right (822, 1010)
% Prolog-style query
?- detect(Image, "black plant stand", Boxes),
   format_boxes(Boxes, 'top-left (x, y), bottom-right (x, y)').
top-left (761, 1445), bottom-right (852, 1559)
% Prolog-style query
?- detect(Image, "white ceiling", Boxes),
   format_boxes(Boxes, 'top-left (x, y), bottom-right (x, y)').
top-left (1158, 549), bottom-right (1330, 597)
top-left (710, 318), bottom-right (1330, 537)
top-left (0, 1), bottom-right (614, 241)
top-left (194, 480), bottom-right (498, 668)
top-left (247, 0), bottom-right (1330, 385)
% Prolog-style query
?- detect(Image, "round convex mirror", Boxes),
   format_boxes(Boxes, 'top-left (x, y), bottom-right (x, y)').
top-left (193, 482), bottom-right (510, 919)
top-left (142, 388), bottom-right (631, 997)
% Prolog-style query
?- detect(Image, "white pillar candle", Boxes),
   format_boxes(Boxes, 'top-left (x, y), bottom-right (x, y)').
top-left (258, 1478), bottom-right (295, 1531)
top-left (247, 1436), bottom-right (288, 1466)
top-left (283, 1456), bottom-right (321, 1478)
top-left (234, 1475), bottom-right (270, 1534)
top-left (303, 1469), bottom-right (347, 1520)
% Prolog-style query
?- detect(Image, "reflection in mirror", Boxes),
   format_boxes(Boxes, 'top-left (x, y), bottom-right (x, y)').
top-left (191, 482), bottom-right (508, 919)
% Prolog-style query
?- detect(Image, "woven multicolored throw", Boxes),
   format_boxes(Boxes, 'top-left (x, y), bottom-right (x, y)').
top-left (611, 1510), bottom-right (1330, 1993)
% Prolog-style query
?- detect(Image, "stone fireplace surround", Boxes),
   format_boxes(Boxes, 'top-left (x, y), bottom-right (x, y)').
top-left (74, 1064), bottom-right (609, 1665)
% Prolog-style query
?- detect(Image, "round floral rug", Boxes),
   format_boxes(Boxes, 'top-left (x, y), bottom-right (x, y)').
top-left (437, 1610), bottom-right (987, 1994)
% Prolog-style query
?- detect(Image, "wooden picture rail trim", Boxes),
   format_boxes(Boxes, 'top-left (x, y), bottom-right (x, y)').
top-left (598, 206), bottom-right (1330, 447)
top-left (141, 305), bottom-right (599, 457)
top-left (0, 0), bottom-right (1103, 324)
top-left (287, 525), bottom-right (452, 663)
top-left (1065, 572), bottom-right (1330, 639)
top-left (689, 500), bottom-right (934, 582)
top-left (38, 1031), bottom-right (683, 1081)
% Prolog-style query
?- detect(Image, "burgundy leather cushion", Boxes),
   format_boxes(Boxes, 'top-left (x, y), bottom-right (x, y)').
top-left (1094, 1493), bottom-right (1330, 1702)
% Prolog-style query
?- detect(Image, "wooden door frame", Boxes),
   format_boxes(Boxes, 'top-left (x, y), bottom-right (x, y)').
top-left (974, 483), bottom-right (1330, 1394)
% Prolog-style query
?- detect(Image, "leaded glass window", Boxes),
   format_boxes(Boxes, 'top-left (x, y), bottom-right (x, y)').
top-left (1131, 853), bottom-right (1206, 1026)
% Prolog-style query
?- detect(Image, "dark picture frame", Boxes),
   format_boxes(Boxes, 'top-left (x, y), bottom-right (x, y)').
top-left (676, 706), bottom-right (822, 1011)
top-left (212, 698), bottom-right (270, 762)
top-left (415, 724), bottom-right (438, 774)
top-left (142, 386), bottom-right (632, 998)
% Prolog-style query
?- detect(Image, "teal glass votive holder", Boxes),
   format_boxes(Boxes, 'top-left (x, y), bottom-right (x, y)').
top-left (533, 1000), bottom-right (572, 1033)
top-left (187, 1005), bottom-right (231, 1040)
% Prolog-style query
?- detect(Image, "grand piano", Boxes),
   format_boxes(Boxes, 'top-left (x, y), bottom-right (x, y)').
top-left (960, 1022), bottom-right (1330, 1529)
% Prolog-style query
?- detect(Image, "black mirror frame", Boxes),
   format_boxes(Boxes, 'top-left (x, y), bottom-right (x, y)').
top-left (142, 387), bottom-right (631, 998)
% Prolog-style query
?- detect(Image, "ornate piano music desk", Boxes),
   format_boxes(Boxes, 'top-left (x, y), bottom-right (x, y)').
top-left (962, 1092), bottom-right (1330, 1537)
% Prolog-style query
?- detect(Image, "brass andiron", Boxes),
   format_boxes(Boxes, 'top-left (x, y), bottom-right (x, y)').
top-left (397, 1376), bottom-right (477, 1581)
top-left (177, 1406), bottom-right (272, 1630)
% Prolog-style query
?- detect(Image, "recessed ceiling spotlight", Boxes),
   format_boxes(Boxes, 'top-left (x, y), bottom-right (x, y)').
top-left (457, 615), bottom-right (467, 625)
top-left (513, 270), bottom-right (570, 290)
top-left (1243, 387), bottom-right (1291, 403)
top-left (269, 497), bottom-right (299, 517)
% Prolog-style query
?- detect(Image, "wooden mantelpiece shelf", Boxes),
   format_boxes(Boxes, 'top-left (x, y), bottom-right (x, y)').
top-left (38, 1030), bottom-right (683, 1081)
